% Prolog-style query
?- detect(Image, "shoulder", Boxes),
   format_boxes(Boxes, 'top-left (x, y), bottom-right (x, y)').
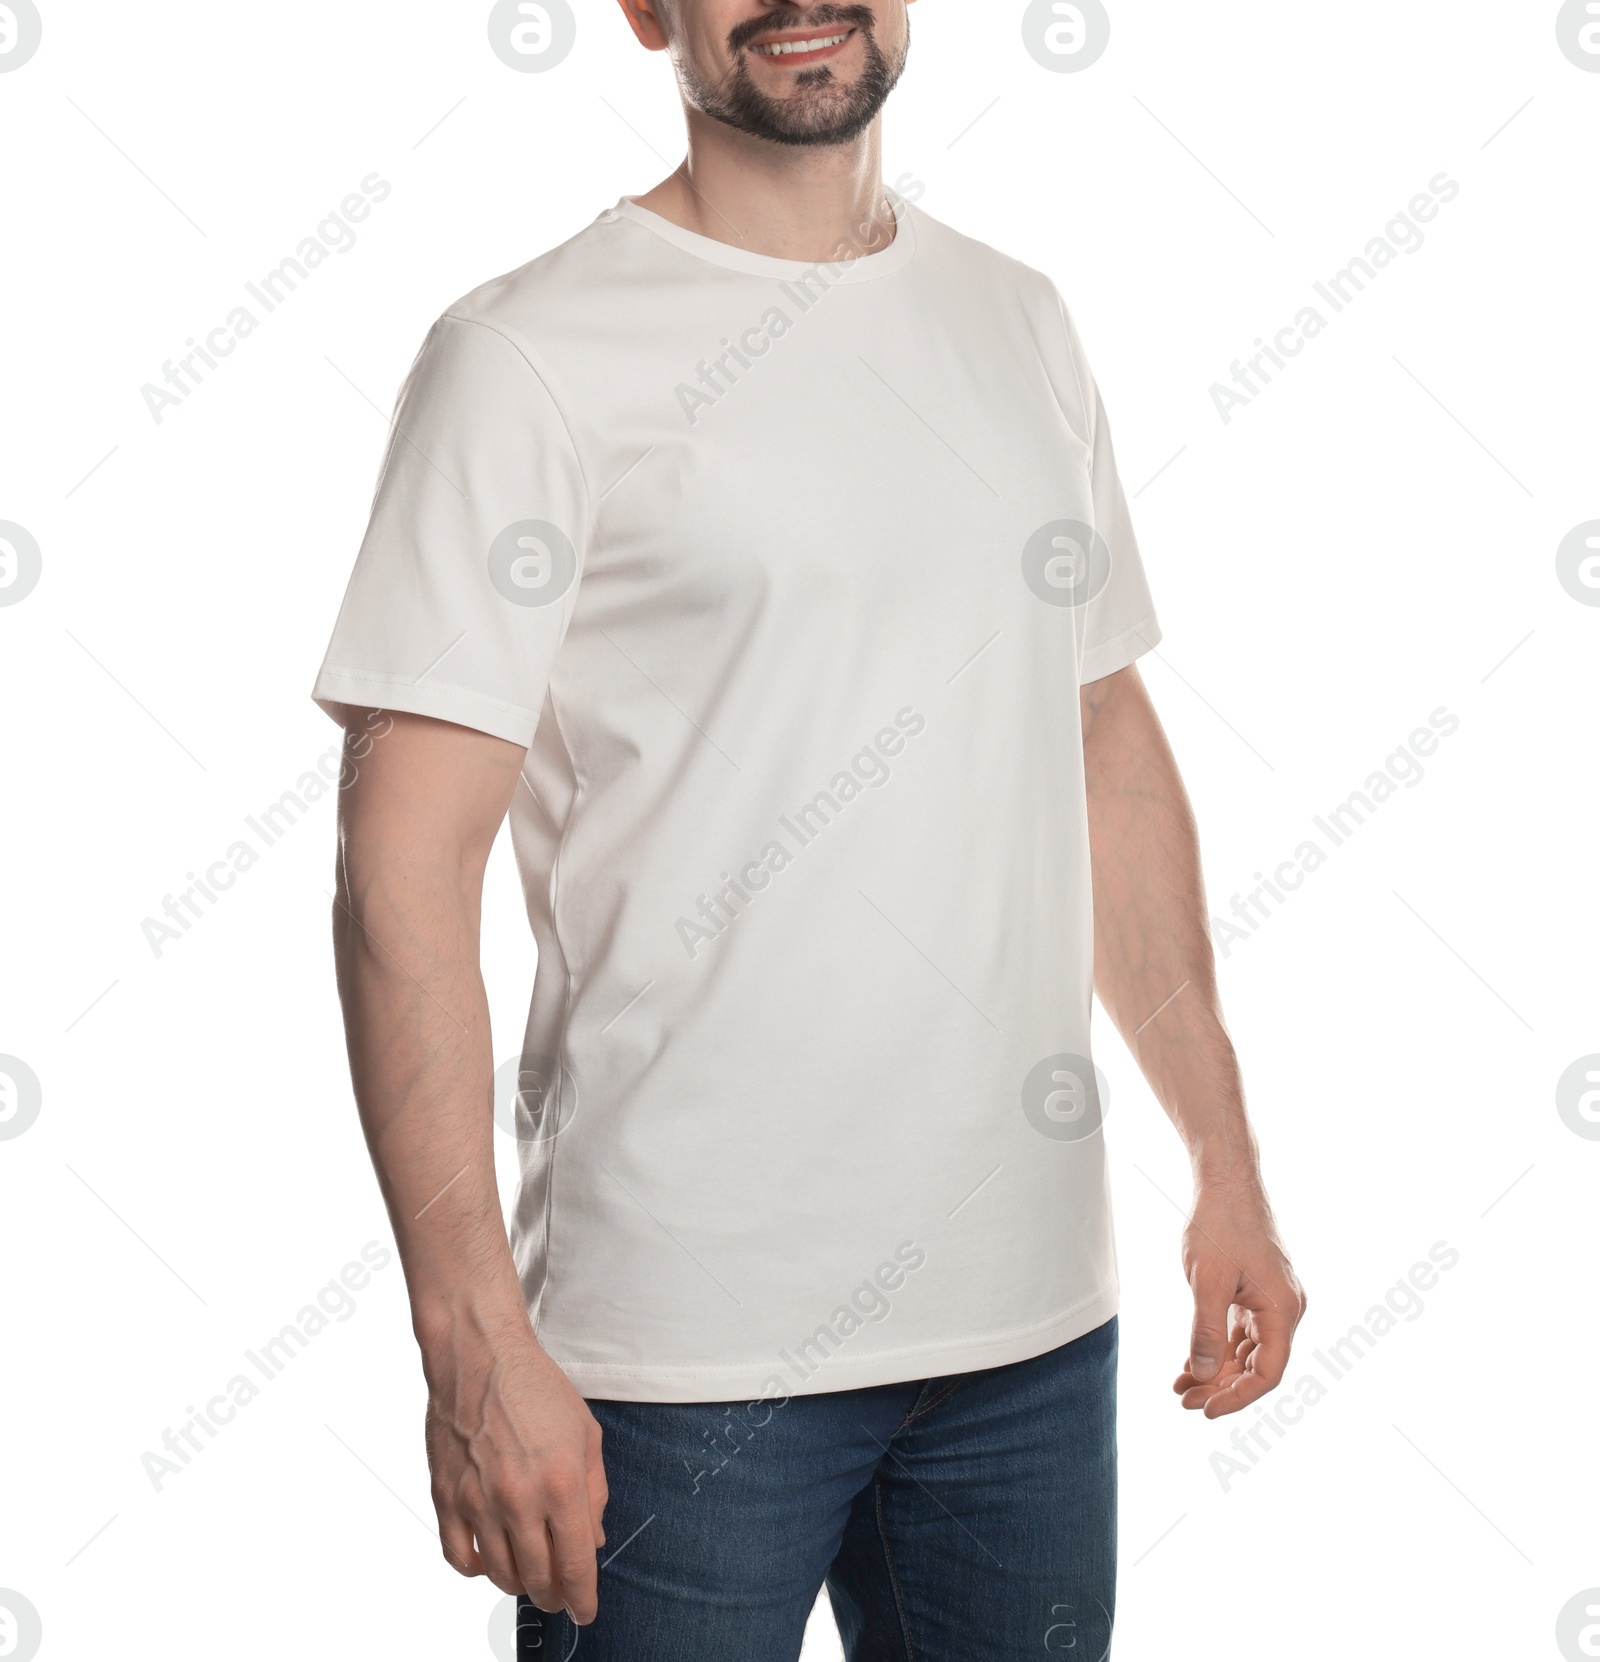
top-left (908, 203), bottom-right (1094, 432)
top-left (429, 209), bottom-right (639, 365)
top-left (905, 202), bottom-right (1069, 318)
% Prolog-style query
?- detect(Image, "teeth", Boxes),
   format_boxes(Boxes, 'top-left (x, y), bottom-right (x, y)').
top-left (753, 32), bottom-right (849, 56)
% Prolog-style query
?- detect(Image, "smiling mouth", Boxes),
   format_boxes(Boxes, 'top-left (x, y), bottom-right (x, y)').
top-left (748, 27), bottom-right (857, 62)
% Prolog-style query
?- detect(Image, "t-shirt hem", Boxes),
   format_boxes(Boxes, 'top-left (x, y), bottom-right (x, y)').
top-left (547, 1285), bottom-right (1120, 1405)
top-left (1080, 614), bottom-right (1161, 685)
top-left (311, 668), bottom-right (536, 749)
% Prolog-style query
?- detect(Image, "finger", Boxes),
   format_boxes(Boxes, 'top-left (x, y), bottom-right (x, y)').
top-left (475, 1521), bottom-right (537, 1600)
top-left (1174, 1350), bottom-right (1246, 1403)
top-left (586, 1420), bottom-right (608, 1547)
top-left (1238, 1298), bottom-right (1295, 1395)
top-left (1187, 1261), bottom-right (1240, 1383)
top-left (1201, 1369), bottom-right (1275, 1418)
top-left (1176, 1380), bottom-right (1222, 1409)
top-left (1172, 1366), bottom-right (1216, 1395)
top-left (547, 1491), bottom-right (601, 1625)
top-left (437, 1511), bottom-right (483, 1579)
top-left (1177, 1370), bottom-right (1243, 1410)
top-left (507, 1516), bottom-right (564, 1613)
top-left (1172, 1353), bottom-right (1239, 1396)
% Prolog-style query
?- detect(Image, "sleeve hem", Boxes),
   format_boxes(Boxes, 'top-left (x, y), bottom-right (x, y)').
top-left (311, 669), bottom-right (537, 749)
top-left (1080, 615), bottom-right (1161, 685)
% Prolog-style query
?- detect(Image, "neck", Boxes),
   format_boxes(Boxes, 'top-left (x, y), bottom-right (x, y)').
top-left (632, 112), bottom-right (896, 264)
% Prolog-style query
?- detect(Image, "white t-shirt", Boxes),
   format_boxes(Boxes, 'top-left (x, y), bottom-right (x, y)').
top-left (314, 193), bottom-right (1161, 1404)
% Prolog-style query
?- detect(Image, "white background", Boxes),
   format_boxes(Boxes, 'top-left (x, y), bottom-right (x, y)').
top-left (2, 2), bottom-right (1596, 1658)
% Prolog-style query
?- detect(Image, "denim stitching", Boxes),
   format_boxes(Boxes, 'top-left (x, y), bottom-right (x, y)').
top-left (873, 1472), bottom-right (917, 1662)
top-left (897, 1379), bottom-right (960, 1428)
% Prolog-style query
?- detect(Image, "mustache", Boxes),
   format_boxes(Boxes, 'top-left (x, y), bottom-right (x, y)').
top-left (726, 5), bottom-right (878, 53)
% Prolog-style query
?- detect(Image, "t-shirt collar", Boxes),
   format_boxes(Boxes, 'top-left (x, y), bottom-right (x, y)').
top-left (604, 188), bottom-right (917, 284)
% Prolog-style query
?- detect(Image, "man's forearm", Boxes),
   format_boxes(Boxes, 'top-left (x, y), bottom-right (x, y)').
top-left (332, 852), bottom-right (527, 1348)
top-left (1081, 665), bottom-right (1261, 1187)
top-left (329, 709), bottom-right (534, 1349)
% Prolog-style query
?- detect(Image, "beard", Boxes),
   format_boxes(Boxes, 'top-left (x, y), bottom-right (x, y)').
top-left (678, 6), bottom-right (908, 149)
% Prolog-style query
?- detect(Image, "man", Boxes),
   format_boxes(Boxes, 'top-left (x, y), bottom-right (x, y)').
top-left (313, 2), bottom-right (1305, 1655)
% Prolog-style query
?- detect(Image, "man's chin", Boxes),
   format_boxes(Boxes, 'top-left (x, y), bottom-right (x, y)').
top-left (708, 86), bottom-right (888, 148)
top-left (754, 114), bottom-right (881, 148)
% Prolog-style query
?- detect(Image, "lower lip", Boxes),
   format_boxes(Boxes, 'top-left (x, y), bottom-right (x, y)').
top-left (749, 31), bottom-right (855, 66)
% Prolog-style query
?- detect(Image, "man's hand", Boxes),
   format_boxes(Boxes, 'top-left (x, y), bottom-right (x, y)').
top-left (1173, 1182), bottom-right (1306, 1418)
top-left (424, 1305), bottom-right (608, 1623)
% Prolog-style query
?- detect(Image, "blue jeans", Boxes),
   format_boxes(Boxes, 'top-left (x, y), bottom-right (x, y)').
top-left (518, 1317), bottom-right (1117, 1660)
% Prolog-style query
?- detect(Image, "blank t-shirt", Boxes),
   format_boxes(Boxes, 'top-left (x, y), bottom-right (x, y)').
top-left (313, 193), bottom-right (1161, 1404)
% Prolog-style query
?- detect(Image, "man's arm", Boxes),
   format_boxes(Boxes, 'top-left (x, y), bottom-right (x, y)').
top-left (331, 708), bottom-right (605, 1622)
top-left (1080, 665), bottom-right (1306, 1417)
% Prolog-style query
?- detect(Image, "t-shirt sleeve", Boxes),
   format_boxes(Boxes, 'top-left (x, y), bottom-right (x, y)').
top-left (311, 312), bottom-right (590, 747)
top-left (1048, 288), bottom-right (1163, 685)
